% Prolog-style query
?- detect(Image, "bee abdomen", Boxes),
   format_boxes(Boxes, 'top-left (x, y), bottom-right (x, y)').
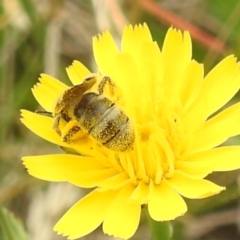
top-left (90, 105), bottom-right (135, 151)
top-left (74, 92), bottom-right (113, 130)
top-left (74, 92), bottom-right (134, 151)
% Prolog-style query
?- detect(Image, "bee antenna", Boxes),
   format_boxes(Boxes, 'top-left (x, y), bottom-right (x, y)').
top-left (35, 110), bottom-right (52, 116)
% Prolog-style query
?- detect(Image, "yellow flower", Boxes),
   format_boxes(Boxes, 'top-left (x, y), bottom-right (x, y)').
top-left (21, 23), bottom-right (240, 239)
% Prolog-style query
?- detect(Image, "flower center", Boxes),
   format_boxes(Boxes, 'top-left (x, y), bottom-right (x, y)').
top-left (118, 107), bottom-right (186, 186)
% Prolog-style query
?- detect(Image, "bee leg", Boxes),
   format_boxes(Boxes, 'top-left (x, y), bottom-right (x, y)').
top-left (52, 115), bottom-right (61, 135)
top-left (98, 76), bottom-right (115, 95)
top-left (62, 125), bottom-right (81, 142)
top-left (59, 120), bottom-right (80, 142)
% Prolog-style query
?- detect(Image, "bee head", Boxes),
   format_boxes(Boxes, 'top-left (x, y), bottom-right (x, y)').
top-left (53, 75), bottom-right (97, 135)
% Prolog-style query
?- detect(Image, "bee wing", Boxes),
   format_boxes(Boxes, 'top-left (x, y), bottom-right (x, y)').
top-left (63, 76), bottom-right (97, 110)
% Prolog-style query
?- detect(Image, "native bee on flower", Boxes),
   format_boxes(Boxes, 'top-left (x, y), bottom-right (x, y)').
top-left (52, 75), bottom-right (135, 152)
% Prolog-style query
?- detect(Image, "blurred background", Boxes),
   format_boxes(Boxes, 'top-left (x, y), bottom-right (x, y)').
top-left (1, 0), bottom-right (240, 239)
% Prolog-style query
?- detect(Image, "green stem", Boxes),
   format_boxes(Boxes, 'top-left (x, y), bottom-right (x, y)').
top-left (147, 215), bottom-right (173, 240)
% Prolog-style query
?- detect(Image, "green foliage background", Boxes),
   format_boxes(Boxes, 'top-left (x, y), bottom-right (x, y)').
top-left (1, 0), bottom-right (240, 239)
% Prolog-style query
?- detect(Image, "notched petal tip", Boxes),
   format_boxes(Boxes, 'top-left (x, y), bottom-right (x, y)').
top-left (93, 30), bottom-right (119, 74)
top-left (166, 27), bottom-right (191, 44)
top-left (167, 26), bottom-right (178, 34)
top-left (167, 27), bottom-right (187, 42)
top-left (54, 229), bottom-right (72, 240)
top-left (20, 109), bottom-right (26, 117)
top-left (93, 31), bottom-right (111, 43)
top-left (125, 23), bottom-right (152, 42)
top-left (39, 73), bottom-right (49, 80)
top-left (21, 156), bottom-right (28, 165)
top-left (20, 109), bottom-right (32, 122)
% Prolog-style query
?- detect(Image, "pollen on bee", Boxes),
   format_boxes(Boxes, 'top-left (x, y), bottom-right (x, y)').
top-left (60, 120), bottom-right (88, 142)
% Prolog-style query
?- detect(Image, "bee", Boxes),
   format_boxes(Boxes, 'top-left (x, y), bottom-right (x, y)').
top-left (52, 75), bottom-right (135, 152)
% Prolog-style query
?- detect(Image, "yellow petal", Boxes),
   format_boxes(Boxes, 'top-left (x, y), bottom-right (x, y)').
top-left (138, 41), bottom-right (163, 120)
top-left (202, 56), bottom-right (240, 118)
top-left (23, 155), bottom-right (66, 181)
top-left (167, 171), bottom-right (225, 199)
top-left (54, 189), bottom-right (117, 239)
top-left (186, 146), bottom-right (240, 172)
top-left (32, 74), bottom-right (67, 111)
top-left (22, 154), bottom-right (106, 186)
top-left (130, 180), bottom-right (149, 204)
top-left (191, 102), bottom-right (240, 153)
top-left (179, 60), bottom-right (203, 109)
top-left (161, 28), bottom-right (192, 101)
top-left (65, 168), bottom-right (119, 188)
top-left (112, 53), bottom-right (139, 118)
top-left (20, 110), bottom-right (67, 147)
top-left (175, 158), bottom-right (215, 179)
top-left (66, 61), bottom-right (91, 85)
top-left (121, 24), bottom-right (153, 68)
top-left (122, 24), bottom-right (152, 53)
top-left (148, 181), bottom-right (187, 221)
top-left (182, 98), bottom-right (206, 134)
top-left (98, 172), bottom-right (130, 189)
top-left (93, 31), bottom-right (119, 75)
top-left (210, 146), bottom-right (240, 171)
top-left (20, 110), bottom-right (94, 155)
top-left (103, 183), bottom-right (141, 239)
top-left (187, 56), bottom-right (240, 121)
